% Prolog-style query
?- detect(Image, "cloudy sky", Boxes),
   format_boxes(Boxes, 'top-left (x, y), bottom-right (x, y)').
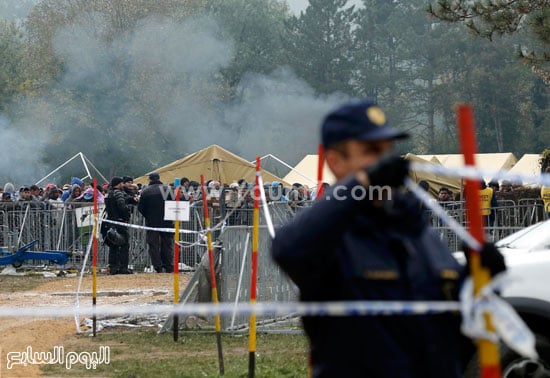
top-left (286, 0), bottom-right (308, 14)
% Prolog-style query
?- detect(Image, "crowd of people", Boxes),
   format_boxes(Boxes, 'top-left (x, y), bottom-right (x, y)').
top-left (0, 172), bottom-right (321, 274)
top-left (2, 166), bottom-right (548, 231)
top-left (3, 171), bottom-right (546, 215)
top-left (0, 176), bottom-right (316, 212)
top-left (435, 177), bottom-right (527, 205)
top-left (430, 174), bottom-right (550, 226)
top-left (0, 177), bottom-right (106, 210)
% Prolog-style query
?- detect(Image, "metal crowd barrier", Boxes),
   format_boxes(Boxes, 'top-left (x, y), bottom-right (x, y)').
top-left (1, 197), bottom-right (547, 333)
top-left (218, 226), bottom-right (298, 331)
top-left (0, 198), bottom-right (547, 272)
top-left (427, 199), bottom-right (546, 251)
top-left (0, 202), bottom-right (207, 271)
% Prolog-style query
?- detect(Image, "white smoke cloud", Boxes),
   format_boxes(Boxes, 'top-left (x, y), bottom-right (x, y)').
top-left (0, 102), bottom-right (51, 185)
top-left (226, 67), bottom-right (347, 163)
top-left (2, 11), bottom-right (350, 186)
top-left (0, 0), bottom-right (39, 21)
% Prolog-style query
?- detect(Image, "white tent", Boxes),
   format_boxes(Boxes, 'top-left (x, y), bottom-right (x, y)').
top-left (287, 152), bottom-right (519, 189)
top-left (508, 154), bottom-right (542, 186)
top-left (283, 154), bottom-right (336, 188)
top-left (417, 153), bottom-right (518, 182)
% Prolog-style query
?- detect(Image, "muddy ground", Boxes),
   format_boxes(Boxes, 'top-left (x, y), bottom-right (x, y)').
top-left (0, 271), bottom-right (192, 377)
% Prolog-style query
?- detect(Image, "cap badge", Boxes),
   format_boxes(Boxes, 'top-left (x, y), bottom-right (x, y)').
top-left (366, 106), bottom-right (386, 126)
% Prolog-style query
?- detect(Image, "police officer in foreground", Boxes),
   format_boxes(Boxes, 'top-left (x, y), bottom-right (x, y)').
top-left (270, 100), bottom-right (506, 378)
top-left (105, 176), bottom-right (132, 274)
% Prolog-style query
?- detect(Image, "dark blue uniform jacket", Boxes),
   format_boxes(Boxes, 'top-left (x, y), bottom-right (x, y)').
top-left (271, 177), bottom-right (466, 378)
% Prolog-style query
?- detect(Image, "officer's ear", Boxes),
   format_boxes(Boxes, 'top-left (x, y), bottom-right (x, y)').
top-left (325, 143), bottom-right (349, 180)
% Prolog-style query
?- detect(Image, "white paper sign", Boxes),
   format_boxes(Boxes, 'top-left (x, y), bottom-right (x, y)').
top-left (164, 201), bottom-right (190, 221)
top-left (74, 205), bottom-right (105, 228)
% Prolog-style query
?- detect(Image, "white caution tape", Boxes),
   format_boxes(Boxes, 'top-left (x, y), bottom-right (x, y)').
top-left (410, 162), bottom-right (550, 187)
top-left (75, 234), bottom-right (94, 333)
top-left (102, 183), bottom-right (259, 237)
top-left (101, 219), bottom-right (200, 234)
top-left (408, 172), bottom-right (539, 358)
top-left (409, 176), bottom-right (538, 359)
top-left (0, 300), bottom-right (461, 318)
top-left (405, 178), bottom-right (481, 251)
top-left (257, 175), bottom-right (276, 239)
top-left (460, 274), bottom-right (538, 359)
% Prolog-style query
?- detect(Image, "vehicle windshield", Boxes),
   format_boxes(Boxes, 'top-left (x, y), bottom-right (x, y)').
top-left (496, 220), bottom-right (550, 250)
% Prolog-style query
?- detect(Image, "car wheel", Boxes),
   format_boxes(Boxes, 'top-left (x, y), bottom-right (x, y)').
top-left (12, 260), bottom-right (22, 268)
top-left (464, 335), bottom-right (550, 378)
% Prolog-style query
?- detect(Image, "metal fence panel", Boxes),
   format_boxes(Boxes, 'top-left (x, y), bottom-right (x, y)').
top-left (0, 198), bottom-right (546, 271)
top-left (2, 197), bottom-right (548, 332)
top-left (218, 226), bottom-right (298, 331)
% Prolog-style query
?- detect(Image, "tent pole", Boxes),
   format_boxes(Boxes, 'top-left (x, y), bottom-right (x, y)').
top-left (256, 154), bottom-right (316, 185)
top-left (254, 154), bottom-right (294, 170)
top-left (81, 154), bottom-right (109, 184)
top-left (79, 152), bottom-right (93, 181)
top-left (35, 153), bottom-right (81, 185)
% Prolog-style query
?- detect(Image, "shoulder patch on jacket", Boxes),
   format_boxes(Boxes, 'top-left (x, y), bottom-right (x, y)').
top-left (440, 269), bottom-right (459, 280)
top-left (362, 270), bottom-right (399, 280)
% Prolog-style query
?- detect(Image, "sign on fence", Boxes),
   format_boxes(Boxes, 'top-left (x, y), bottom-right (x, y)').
top-left (164, 201), bottom-right (190, 221)
top-left (74, 205), bottom-right (105, 228)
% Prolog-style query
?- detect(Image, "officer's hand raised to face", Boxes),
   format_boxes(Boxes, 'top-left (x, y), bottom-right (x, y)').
top-left (362, 155), bottom-right (410, 187)
top-left (464, 242), bottom-right (507, 277)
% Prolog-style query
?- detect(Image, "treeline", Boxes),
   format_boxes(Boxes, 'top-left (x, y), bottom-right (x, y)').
top-left (0, 0), bottom-right (548, 182)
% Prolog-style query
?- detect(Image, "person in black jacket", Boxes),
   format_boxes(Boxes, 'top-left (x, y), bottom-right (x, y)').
top-left (105, 176), bottom-right (132, 274)
top-left (270, 100), bottom-right (505, 378)
top-left (138, 172), bottom-right (174, 273)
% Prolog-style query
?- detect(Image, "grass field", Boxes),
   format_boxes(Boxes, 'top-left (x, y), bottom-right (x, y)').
top-left (40, 328), bottom-right (309, 377)
top-left (0, 273), bottom-right (308, 377)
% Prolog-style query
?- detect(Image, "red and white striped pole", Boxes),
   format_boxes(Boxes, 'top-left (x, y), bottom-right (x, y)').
top-left (316, 144), bottom-right (325, 200)
top-left (248, 156), bottom-right (261, 378)
top-left (457, 104), bottom-right (501, 378)
top-left (200, 175), bottom-right (225, 375)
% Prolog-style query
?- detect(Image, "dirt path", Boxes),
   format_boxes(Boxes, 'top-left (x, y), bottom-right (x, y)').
top-left (0, 272), bottom-right (192, 377)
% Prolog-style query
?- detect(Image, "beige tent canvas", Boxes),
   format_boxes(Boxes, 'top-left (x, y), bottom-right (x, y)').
top-left (285, 153), bottom-right (462, 197)
top-left (508, 154), bottom-right (542, 186)
top-left (284, 152), bottom-right (519, 197)
top-left (429, 156), bottom-right (442, 164)
top-left (283, 154), bottom-right (336, 188)
top-left (416, 155), bottom-right (443, 164)
top-left (134, 145), bottom-right (288, 186)
top-left (418, 153), bottom-right (517, 183)
top-left (405, 153), bottom-right (462, 198)
top-left (418, 154), bottom-right (452, 165)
